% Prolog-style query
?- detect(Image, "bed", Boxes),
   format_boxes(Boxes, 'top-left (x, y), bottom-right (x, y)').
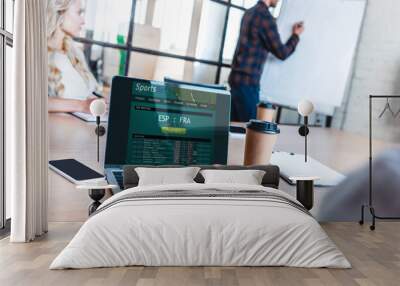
top-left (50, 165), bottom-right (350, 269)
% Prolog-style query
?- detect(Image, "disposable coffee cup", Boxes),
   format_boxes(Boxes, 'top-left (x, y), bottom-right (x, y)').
top-left (244, 120), bottom-right (280, 166)
top-left (257, 101), bottom-right (276, 122)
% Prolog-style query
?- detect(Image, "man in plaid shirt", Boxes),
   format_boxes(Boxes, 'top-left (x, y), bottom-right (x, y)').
top-left (229, 0), bottom-right (304, 122)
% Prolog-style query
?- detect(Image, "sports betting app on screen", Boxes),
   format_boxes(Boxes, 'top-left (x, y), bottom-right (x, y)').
top-left (125, 81), bottom-right (221, 165)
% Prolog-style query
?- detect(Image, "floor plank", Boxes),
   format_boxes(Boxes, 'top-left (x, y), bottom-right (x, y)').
top-left (1, 222), bottom-right (399, 286)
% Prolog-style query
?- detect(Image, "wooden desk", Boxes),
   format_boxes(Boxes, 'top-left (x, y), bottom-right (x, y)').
top-left (49, 114), bottom-right (107, 222)
top-left (49, 114), bottom-right (399, 222)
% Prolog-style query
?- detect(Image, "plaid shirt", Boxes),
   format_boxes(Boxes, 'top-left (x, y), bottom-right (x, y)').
top-left (229, 1), bottom-right (299, 87)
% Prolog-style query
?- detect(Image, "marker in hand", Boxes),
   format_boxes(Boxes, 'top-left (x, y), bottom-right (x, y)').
top-left (293, 21), bottom-right (305, 36)
top-left (92, 91), bottom-right (103, 98)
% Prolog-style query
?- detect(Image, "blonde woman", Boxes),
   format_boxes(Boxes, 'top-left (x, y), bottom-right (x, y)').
top-left (47, 0), bottom-right (104, 113)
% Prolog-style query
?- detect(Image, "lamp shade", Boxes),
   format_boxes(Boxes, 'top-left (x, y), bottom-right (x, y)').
top-left (298, 100), bottom-right (314, 117)
top-left (90, 99), bottom-right (106, 117)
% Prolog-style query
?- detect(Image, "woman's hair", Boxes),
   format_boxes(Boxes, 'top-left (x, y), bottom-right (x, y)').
top-left (47, 0), bottom-right (98, 97)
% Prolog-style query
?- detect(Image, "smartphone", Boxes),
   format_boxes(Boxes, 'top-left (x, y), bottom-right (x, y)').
top-left (49, 159), bottom-right (105, 184)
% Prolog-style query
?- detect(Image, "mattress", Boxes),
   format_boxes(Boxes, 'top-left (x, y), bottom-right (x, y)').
top-left (50, 183), bottom-right (350, 269)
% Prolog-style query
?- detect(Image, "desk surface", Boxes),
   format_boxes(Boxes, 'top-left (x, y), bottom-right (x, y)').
top-left (49, 113), bottom-right (400, 222)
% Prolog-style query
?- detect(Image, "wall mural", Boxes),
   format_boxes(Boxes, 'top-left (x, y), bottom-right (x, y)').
top-left (45, 0), bottom-right (400, 223)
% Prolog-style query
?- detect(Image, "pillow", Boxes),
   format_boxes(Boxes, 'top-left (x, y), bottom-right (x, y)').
top-left (135, 167), bottom-right (201, 186)
top-left (200, 169), bottom-right (266, 185)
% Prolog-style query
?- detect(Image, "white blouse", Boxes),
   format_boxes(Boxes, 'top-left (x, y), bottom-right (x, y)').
top-left (49, 51), bottom-right (97, 100)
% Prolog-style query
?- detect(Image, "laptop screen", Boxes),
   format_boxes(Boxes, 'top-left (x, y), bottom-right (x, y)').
top-left (105, 76), bottom-right (231, 167)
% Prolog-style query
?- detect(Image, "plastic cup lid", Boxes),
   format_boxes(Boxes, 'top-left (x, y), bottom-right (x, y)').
top-left (246, 119), bottom-right (280, 134)
top-left (257, 101), bottom-right (276, 109)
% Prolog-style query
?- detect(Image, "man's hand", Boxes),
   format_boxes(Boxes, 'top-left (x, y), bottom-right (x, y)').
top-left (293, 22), bottom-right (304, 36)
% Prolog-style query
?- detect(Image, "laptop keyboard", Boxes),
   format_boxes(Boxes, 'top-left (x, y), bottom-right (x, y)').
top-left (112, 170), bottom-right (124, 189)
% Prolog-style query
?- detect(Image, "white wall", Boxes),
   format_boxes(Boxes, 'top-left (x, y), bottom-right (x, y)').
top-left (334, 0), bottom-right (400, 142)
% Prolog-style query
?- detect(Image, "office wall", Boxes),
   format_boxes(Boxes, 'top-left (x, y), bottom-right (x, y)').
top-left (333, 0), bottom-right (400, 142)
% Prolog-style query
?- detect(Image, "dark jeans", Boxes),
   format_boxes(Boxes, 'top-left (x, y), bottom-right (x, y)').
top-left (230, 84), bottom-right (260, 122)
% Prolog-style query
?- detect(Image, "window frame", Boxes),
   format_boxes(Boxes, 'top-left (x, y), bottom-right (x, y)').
top-left (1, 0), bottom-right (14, 233)
top-left (74, 0), bottom-right (249, 85)
top-left (73, 0), bottom-right (332, 126)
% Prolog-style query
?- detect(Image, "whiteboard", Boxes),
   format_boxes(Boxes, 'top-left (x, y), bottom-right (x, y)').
top-left (260, 0), bottom-right (366, 115)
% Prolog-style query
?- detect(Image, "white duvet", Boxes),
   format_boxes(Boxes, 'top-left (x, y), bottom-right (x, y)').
top-left (50, 183), bottom-right (350, 269)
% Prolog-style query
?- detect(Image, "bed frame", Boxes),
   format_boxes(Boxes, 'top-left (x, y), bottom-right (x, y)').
top-left (123, 165), bottom-right (280, 190)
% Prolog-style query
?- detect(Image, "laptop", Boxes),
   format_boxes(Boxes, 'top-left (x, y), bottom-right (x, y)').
top-left (104, 76), bottom-right (231, 193)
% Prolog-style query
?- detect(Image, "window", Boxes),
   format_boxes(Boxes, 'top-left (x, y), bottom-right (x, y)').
top-left (62, 0), bottom-right (328, 126)
top-left (219, 67), bottom-right (231, 85)
top-left (151, 0), bottom-right (194, 54)
top-left (1, 0), bottom-right (14, 232)
top-left (82, 43), bottom-right (128, 88)
top-left (5, 0), bottom-right (13, 33)
top-left (222, 7), bottom-right (244, 64)
top-left (74, 0), bottom-right (249, 85)
top-left (128, 52), bottom-right (218, 83)
top-left (134, 0), bottom-right (148, 24)
top-left (73, 0), bottom-right (285, 85)
top-left (82, 0), bottom-right (132, 44)
top-left (195, 1), bottom-right (227, 62)
top-left (231, 0), bottom-right (258, 9)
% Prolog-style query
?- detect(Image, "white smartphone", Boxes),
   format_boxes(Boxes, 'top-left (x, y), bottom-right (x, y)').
top-left (49, 159), bottom-right (105, 184)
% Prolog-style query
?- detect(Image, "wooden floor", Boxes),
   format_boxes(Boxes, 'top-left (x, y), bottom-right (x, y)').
top-left (1, 222), bottom-right (400, 286)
